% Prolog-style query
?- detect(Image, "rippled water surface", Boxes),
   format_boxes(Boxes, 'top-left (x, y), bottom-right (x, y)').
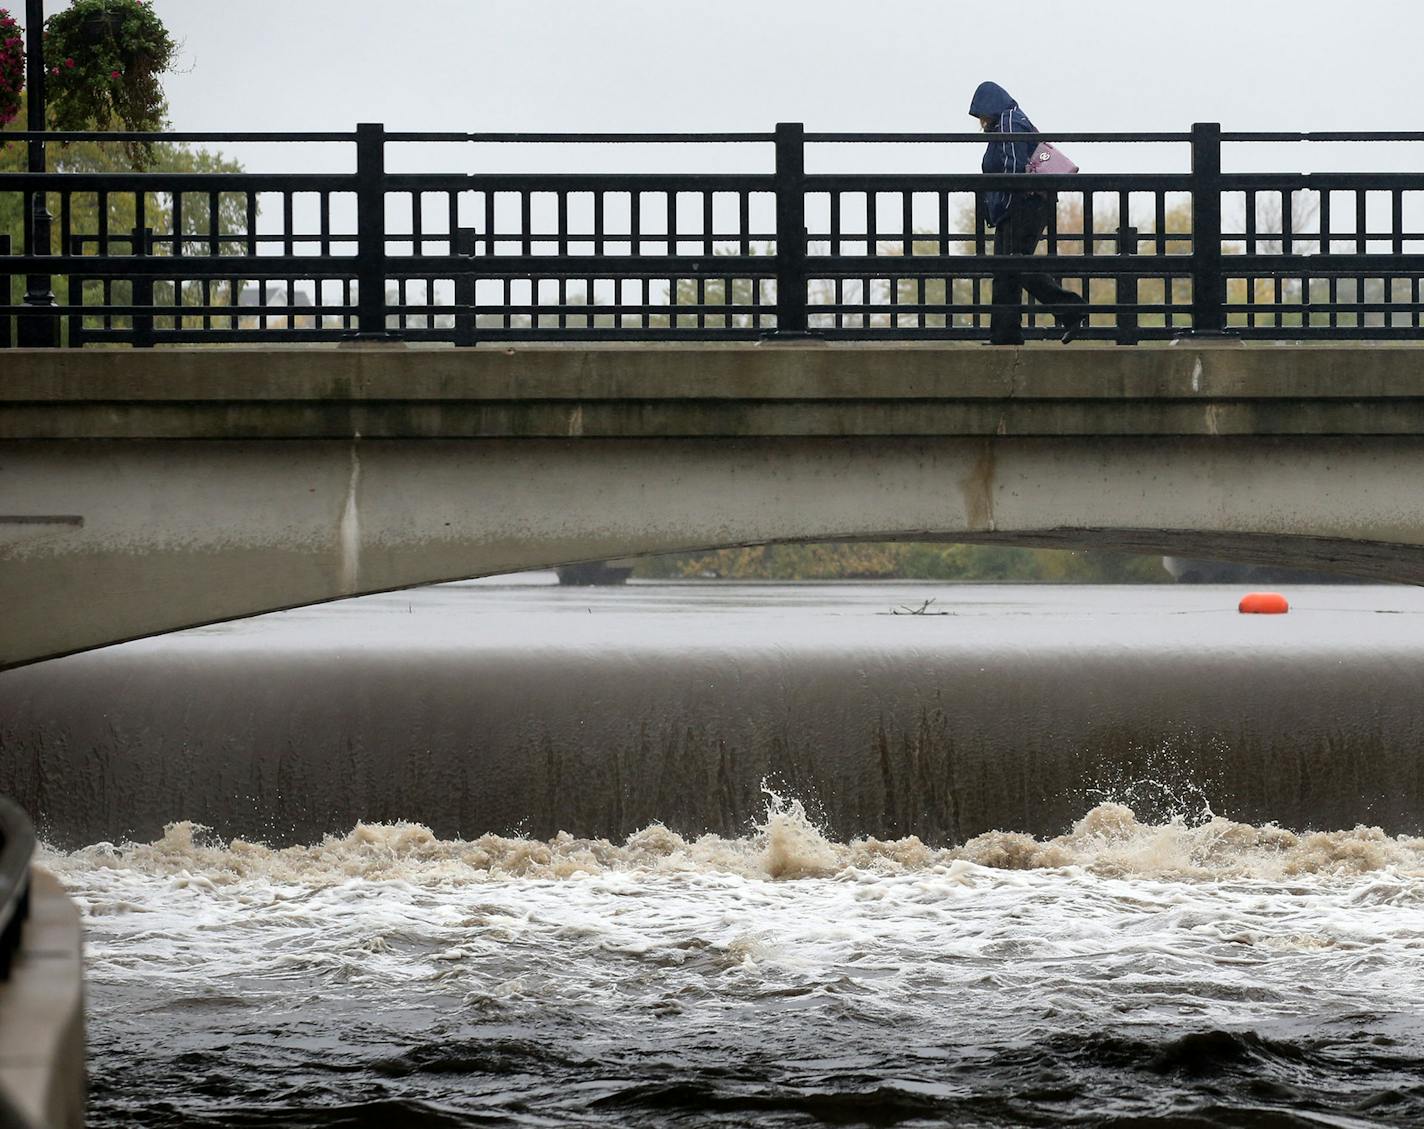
top-left (36, 581), bottom-right (1424, 1126)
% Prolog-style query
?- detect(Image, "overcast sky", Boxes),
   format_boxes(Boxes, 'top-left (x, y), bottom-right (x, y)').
top-left (145, 1), bottom-right (1415, 134)
top-left (72, 0), bottom-right (1421, 177)
top-left (21, 0), bottom-right (1423, 243)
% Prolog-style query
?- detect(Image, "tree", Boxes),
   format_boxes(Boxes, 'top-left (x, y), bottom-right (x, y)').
top-left (2, 92), bottom-right (251, 337)
top-left (633, 542), bottom-right (1170, 583)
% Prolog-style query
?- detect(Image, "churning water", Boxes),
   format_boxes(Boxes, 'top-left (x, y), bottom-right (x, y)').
top-left (17, 581), bottom-right (1424, 1125)
top-left (45, 798), bottom-right (1424, 1128)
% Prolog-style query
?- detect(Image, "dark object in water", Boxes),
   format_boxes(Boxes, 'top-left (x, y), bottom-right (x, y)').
top-left (556, 560), bottom-right (634, 586)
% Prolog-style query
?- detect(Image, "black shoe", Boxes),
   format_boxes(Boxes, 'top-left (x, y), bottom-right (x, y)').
top-left (1060, 316), bottom-right (1088, 344)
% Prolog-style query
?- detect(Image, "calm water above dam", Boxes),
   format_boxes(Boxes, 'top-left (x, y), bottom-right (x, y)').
top-left (15, 580), bottom-right (1424, 1126)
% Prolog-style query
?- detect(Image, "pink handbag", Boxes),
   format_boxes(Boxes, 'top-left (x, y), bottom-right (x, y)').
top-left (1025, 142), bottom-right (1079, 175)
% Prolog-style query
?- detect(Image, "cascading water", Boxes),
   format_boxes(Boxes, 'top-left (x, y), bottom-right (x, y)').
top-left (9, 580), bottom-right (1424, 1126)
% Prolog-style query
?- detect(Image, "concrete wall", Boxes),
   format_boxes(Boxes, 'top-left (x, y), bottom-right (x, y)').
top-left (4, 343), bottom-right (1424, 668)
top-left (0, 871), bottom-right (84, 1129)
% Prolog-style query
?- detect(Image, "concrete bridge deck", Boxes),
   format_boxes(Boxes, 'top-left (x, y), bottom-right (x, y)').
top-left (4, 341), bottom-right (1424, 440)
top-left (2, 342), bottom-right (1423, 668)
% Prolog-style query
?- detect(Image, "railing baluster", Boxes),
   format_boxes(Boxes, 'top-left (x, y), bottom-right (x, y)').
top-left (557, 191), bottom-right (568, 330)
top-left (593, 193), bottom-right (605, 328)
top-left (703, 190), bottom-right (714, 261)
top-left (454, 227), bottom-right (475, 347)
top-left (0, 234), bottom-right (10, 348)
top-left (59, 192), bottom-right (71, 267)
top-left (1320, 190), bottom-right (1335, 330)
top-left (1245, 189), bottom-right (1257, 327)
top-left (66, 234), bottom-right (85, 348)
top-left (1116, 225), bottom-right (1139, 345)
top-left (132, 226), bottom-right (154, 348)
top-left (973, 194), bottom-right (986, 333)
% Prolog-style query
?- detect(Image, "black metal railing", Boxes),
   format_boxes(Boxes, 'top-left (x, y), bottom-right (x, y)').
top-left (0, 796), bottom-right (35, 983)
top-left (2, 123), bottom-right (1423, 346)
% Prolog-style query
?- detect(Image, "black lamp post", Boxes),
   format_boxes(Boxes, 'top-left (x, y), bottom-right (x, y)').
top-left (18, 0), bottom-right (56, 347)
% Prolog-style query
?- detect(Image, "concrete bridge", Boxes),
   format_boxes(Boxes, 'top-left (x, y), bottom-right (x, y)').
top-left (2, 341), bottom-right (1423, 669)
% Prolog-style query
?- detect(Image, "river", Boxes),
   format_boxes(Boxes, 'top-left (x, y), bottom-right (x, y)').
top-left (10, 579), bottom-right (1424, 1126)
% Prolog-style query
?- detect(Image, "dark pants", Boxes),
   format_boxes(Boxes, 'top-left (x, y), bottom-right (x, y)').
top-left (989, 194), bottom-right (1087, 344)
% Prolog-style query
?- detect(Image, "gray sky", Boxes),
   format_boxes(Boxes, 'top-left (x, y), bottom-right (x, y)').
top-left (22, 1), bottom-right (1401, 175)
top-left (146, 1), bottom-right (1414, 135)
top-left (115, 0), bottom-right (1424, 176)
top-left (25, 1), bottom-right (1424, 243)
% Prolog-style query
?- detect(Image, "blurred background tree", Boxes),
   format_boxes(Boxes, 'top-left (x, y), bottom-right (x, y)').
top-left (2, 81), bottom-right (250, 337)
top-left (634, 542), bottom-right (1170, 582)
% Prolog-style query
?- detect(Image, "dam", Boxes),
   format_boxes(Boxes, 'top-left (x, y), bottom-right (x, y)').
top-left (6, 579), bottom-right (1424, 849)
top-left (9, 576), bottom-right (1424, 1128)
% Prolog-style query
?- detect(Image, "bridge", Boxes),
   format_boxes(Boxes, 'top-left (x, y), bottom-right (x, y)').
top-left (4, 341), bottom-right (1424, 669)
top-left (2, 121), bottom-right (1424, 669)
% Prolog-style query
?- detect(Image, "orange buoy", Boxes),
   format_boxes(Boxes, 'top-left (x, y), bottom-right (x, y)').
top-left (1239, 591), bottom-right (1289, 615)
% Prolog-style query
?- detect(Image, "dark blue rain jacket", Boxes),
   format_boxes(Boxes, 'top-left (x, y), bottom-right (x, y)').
top-left (968, 81), bottom-right (1037, 227)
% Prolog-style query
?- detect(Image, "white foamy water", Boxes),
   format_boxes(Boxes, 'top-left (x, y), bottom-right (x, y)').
top-left (45, 798), bottom-right (1424, 1127)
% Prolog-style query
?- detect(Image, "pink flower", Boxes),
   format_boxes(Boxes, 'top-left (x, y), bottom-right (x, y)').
top-left (65, 57), bottom-right (74, 67)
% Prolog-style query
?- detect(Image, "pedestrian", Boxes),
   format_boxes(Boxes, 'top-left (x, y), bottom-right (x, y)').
top-left (968, 81), bottom-right (1088, 345)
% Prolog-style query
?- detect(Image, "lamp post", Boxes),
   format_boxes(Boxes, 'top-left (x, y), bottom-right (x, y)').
top-left (18, 0), bottom-right (56, 347)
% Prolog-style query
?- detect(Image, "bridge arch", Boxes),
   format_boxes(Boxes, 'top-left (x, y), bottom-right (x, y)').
top-left (6, 420), bottom-right (1424, 668)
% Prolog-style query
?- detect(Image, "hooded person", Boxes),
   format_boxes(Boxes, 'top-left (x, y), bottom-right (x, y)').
top-left (968, 81), bottom-right (1088, 345)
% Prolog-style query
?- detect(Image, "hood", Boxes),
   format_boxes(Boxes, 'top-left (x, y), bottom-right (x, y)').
top-left (968, 81), bottom-right (1016, 119)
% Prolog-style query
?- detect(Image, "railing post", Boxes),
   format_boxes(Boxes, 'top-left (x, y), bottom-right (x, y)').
top-left (354, 122), bottom-right (391, 339)
top-left (1115, 225), bottom-right (1139, 345)
top-left (453, 226), bottom-right (476, 346)
top-left (132, 227), bottom-right (154, 348)
top-left (773, 121), bottom-right (808, 336)
top-left (19, 193), bottom-right (58, 347)
top-left (1189, 121), bottom-right (1226, 336)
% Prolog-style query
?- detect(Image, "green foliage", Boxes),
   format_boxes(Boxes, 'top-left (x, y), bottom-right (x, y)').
top-left (2, 92), bottom-right (251, 339)
top-left (44, 0), bottom-right (176, 166)
top-left (0, 9), bottom-right (21, 126)
top-left (633, 542), bottom-right (1171, 583)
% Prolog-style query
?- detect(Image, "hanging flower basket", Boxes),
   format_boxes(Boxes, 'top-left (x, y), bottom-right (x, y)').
top-left (78, 10), bottom-right (124, 42)
top-left (44, 0), bottom-right (176, 164)
top-left (0, 8), bottom-right (23, 127)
